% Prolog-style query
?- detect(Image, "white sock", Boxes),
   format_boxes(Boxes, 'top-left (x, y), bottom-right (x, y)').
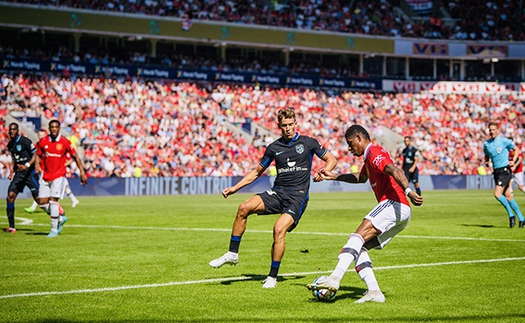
top-left (30, 201), bottom-right (38, 211)
top-left (49, 201), bottom-right (59, 231)
top-left (332, 233), bottom-right (365, 281)
top-left (40, 203), bottom-right (50, 214)
top-left (355, 249), bottom-right (380, 291)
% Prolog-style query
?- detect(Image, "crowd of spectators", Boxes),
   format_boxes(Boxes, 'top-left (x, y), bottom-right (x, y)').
top-left (2, 0), bottom-right (524, 41)
top-left (2, 72), bottom-right (525, 180)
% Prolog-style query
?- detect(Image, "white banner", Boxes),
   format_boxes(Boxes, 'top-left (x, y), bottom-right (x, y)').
top-left (382, 80), bottom-right (524, 94)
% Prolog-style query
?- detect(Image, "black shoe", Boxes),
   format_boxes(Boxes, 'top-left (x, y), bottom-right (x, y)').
top-left (510, 217), bottom-right (516, 228)
top-left (520, 221), bottom-right (525, 228)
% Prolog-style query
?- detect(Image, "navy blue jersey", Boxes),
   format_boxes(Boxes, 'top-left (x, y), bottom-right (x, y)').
top-left (402, 146), bottom-right (418, 169)
top-left (7, 135), bottom-right (35, 169)
top-left (259, 133), bottom-right (327, 192)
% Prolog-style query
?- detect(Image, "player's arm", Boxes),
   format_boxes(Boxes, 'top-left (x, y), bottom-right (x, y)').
top-left (313, 151), bottom-right (338, 182)
top-left (19, 151), bottom-right (37, 172)
top-left (384, 163), bottom-right (423, 206)
top-left (319, 168), bottom-right (367, 184)
top-left (7, 152), bottom-right (14, 180)
top-left (70, 150), bottom-right (88, 186)
top-left (222, 164), bottom-right (266, 198)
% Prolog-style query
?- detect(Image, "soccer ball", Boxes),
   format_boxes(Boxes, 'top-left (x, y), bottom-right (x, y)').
top-left (310, 276), bottom-right (337, 301)
top-left (312, 288), bottom-right (336, 301)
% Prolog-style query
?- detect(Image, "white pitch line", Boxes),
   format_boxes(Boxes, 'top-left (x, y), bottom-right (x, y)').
top-left (1, 256), bottom-right (524, 300)
top-left (3, 221), bottom-right (525, 243)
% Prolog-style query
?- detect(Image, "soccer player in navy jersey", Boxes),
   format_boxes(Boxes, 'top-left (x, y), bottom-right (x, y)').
top-left (209, 108), bottom-right (337, 288)
top-left (483, 122), bottom-right (524, 228)
top-left (307, 124), bottom-right (423, 303)
top-left (401, 136), bottom-right (421, 195)
top-left (4, 123), bottom-right (39, 233)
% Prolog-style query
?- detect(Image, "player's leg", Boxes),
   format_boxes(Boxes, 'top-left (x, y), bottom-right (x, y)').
top-left (354, 248), bottom-right (385, 303)
top-left (24, 171), bottom-right (41, 214)
top-left (5, 190), bottom-right (18, 233)
top-left (504, 187), bottom-right (525, 226)
top-left (413, 168), bottom-right (421, 195)
top-left (514, 172), bottom-right (525, 194)
top-left (5, 175), bottom-right (24, 233)
top-left (494, 183), bottom-right (516, 227)
top-left (209, 194), bottom-right (266, 268)
top-left (262, 213), bottom-right (295, 288)
top-left (47, 178), bottom-right (67, 237)
top-left (65, 180), bottom-right (79, 207)
top-left (25, 200), bottom-right (38, 213)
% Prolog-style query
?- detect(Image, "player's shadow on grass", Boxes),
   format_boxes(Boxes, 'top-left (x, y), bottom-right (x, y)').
top-left (460, 224), bottom-right (495, 228)
top-left (219, 274), bottom-right (305, 286)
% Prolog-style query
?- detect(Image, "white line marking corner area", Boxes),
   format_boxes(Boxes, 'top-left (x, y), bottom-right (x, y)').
top-left (1, 257), bottom-right (524, 300)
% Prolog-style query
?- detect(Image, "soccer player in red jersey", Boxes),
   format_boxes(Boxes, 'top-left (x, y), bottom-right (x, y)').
top-left (509, 142), bottom-right (525, 196)
top-left (307, 124), bottom-right (423, 303)
top-left (36, 120), bottom-right (88, 237)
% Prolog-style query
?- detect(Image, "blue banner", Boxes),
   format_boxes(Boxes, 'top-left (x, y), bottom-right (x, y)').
top-left (1, 57), bottom-right (381, 91)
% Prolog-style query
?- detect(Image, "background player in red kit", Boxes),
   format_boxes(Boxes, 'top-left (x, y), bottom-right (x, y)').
top-left (36, 119), bottom-right (88, 237)
top-left (307, 124), bottom-right (423, 303)
top-left (509, 140), bottom-right (525, 198)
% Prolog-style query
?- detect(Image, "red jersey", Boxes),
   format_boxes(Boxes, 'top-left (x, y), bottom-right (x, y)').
top-left (36, 134), bottom-right (77, 182)
top-left (509, 148), bottom-right (523, 173)
top-left (361, 144), bottom-right (410, 206)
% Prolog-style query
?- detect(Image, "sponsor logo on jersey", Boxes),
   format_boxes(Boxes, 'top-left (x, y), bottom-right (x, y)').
top-left (372, 155), bottom-right (386, 167)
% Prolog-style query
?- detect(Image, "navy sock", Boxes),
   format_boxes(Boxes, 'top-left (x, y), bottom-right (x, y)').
top-left (268, 260), bottom-right (280, 278)
top-left (7, 202), bottom-right (15, 228)
top-left (228, 235), bottom-right (242, 253)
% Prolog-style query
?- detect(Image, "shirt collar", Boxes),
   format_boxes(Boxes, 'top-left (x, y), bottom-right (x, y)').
top-left (363, 143), bottom-right (373, 160)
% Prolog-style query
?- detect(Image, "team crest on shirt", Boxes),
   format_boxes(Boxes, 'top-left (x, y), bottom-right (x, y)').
top-left (497, 147), bottom-right (502, 154)
top-left (295, 144), bottom-right (304, 154)
top-left (16, 144), bottom-right (22, 151)
top-left (56, 143), bottom-right (63, 151)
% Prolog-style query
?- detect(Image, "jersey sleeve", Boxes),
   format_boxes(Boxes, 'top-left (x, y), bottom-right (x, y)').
top-left (308, 137), bottom-right (327, 158)
top-left (369, 146), bottom-right (394, 173)
top-left (36, 141), bottom-right (43, 157)
top-left (259, 145), bottom-right (274, 169)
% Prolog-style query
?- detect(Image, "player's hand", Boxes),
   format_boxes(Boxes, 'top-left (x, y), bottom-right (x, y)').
top-left (313, 170), bottom-right (324, 182)
top-left (222, 187), bottom-right (236, 198)
top-left (80, 174), bottom-right (88, 186)
top-left (408, 192), bottom-right (423, 206)
top-left (318, 168), bottom-right (338, 181)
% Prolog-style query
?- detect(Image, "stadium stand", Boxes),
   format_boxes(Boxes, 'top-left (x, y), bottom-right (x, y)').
top-left (1, 0), bottom-right (523, 40)
top-left (2, 72), bottom-right (525, 178)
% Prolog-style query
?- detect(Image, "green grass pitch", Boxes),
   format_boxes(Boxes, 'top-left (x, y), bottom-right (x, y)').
top-left (1, 190), bottom-right (525, 322)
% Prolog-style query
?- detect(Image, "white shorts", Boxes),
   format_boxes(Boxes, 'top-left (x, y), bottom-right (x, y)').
top-left (38, 177), bottom-right (67, 199)
top-left (364, 199), bottom-right (411, 249)
top-left (513, 171), bottom-right (524, 187)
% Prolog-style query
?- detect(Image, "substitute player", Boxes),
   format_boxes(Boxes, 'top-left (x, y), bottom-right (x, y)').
top-left (36, 120), bottom-right (88, 237)
top-left (307, 124), bottom-right (423, 303)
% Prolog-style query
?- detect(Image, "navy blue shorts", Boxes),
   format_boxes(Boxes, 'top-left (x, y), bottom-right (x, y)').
top-left (8, 170), bottom-right (39, 198)
top-left (404, 167), bottom-right (419, 184)
top-left (257, 187), bottom-right (309, 232)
